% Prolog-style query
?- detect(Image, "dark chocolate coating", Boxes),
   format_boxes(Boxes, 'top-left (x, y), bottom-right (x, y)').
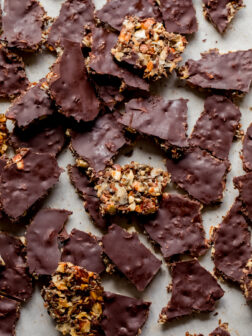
top-left (143, 193), bottom-right (208, 259)
top-left (68, 165), bottom-right (107, 230)
top-left (120, 96), bottom-right (188, 147)
top-left (0, 156), bottom-right (7, 175)
top-left (61, 229), bottom-right (105, 274)
top-left (234, 173), bottom-right (252, 221)
top-left (102, 224), bottom-right (161, 291)
top-left (70, 113), bottom-right (127, 174)
top-left (0, 44), bottom-right (28, 98)
top-left (160, 259), bottom-right (224, 322)
top-left (96, 0), bottom-right (162, 32)
top-left (160, 0), bottom-right (198, 34)
top-left (242, 123), bottom-right (252, 171)
top-left (87, 27), bottom-right (149, 93)
top-left (212, 199), bottom-right (251, 282)
top-left (6, 82), bottom-right (55, 128)
top-left (101, 291), bottom-right (150, 336)
top-left (190, 95), bottom-right (241, 160)
top-left (27, 208), bottom-right (71, 276)
top-left (49, 40), bottom-right (100, 123)
top-left (0, 149), bottom-right (61, 220)
top-left (2, 0), bottom-right (45, 51)
top-left (0, 296), bottom-right (20, 336)
top-left (209, 325), bottom-right (231, 336)
top-left (166, 147), bottom-right (229, 205)
top-left (0, 233), bottom-right (33, 302)
top-left (47, 0), bottom-right (95, 49)
top-left (95, 83), bottom-right (124, 111)
top-left (180, 49), bottom-right (252, 93)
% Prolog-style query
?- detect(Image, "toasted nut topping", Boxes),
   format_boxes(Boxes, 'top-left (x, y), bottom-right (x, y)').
top-left (0, 114), bottom-right (8, 155)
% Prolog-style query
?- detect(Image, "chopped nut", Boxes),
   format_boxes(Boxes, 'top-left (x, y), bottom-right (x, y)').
top-left (0, 114), bottom-right (8, 155)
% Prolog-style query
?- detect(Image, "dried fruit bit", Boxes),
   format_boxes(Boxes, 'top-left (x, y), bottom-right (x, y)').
top-left (0, 114), bottom-right (8, 155)
top-left (111, 16), bottom-right (187, 80)
top-left (95, 162), bottom-right (170, 215)
top-left (41, 262), bottom-right (104, 336)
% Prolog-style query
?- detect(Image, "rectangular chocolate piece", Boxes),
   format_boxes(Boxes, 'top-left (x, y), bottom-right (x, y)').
top-left (241, 122), bottom-right (252, 171)
top-left (0, 296), bottom-right (20, 336)
top-left (102, 224), bottom-right (161, 291)
top-left (190, 95), bottom-right (241, 160)
top-left (233, 173), bottom-right (252, 222)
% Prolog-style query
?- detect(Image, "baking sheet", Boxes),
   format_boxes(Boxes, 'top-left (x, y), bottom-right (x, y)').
top-left (0, 0), bottom-right (251, 335)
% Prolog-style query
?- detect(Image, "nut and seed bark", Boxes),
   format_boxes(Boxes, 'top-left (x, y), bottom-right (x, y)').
top-left (0, 115), bottom-right (8, 155)
top-left (0, 296), bottom-right (20, 336)
top-left (186, 322), bottom-right (231, 336)
top-left (241, 259), bottom-right (252, 302)
top-left (95, 162), bottom-right (170, 215)
top-left (233, 173), bottom-right (252, 222)
top-left (241, 123), bottom-right (252, 172)
top-left (42, 262), bottom-right (104, 336)
top-left (112, 17), bottom-right (187, 80)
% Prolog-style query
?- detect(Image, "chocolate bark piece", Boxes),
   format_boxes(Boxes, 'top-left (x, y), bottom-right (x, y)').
top-left (209, 323), bottom-right (231, 336)
top-left (179, 49), bottom-right (252, 95)
top-left (96, 162), bottom-right (170, 215)
top-left (233, 173), bottom-right (252, 221)
top-left (159, 259), bottom-right (224, 323)
top-left (94, 82), bottom-right (124, 111)
top-left (70, 113), bottom-right (128, 175)
top-left (143, 193), bottom-right (208, 259)
top-left (61, 229), bottom-right (105, 274)
top-left (48, 39), bottom-right (100, 123)
top-left (212, 199), bottom-right (251, 284)
top-left (1, 0), bottom-right (46, 51)
top-left (112, 17), bottom-right (187, 81)
top-left (47, 0), bottom-right (95, 51)
top-left (68, 165), bottom-right (107, 230)
top-left (10, 122), bottom-right (65, 157)
top-left (0, 296), bottom-right (20, 336)
top-left (166, 147), bottom-right (229, 205)
top-left (119, 96), bottom-right (188, 148)
top-left (241, 123), bottom-right (252, 171)
top-left (42, 262), bottom-right (104, 336)
top-left (0, 114), bottom-right (8, 155)
top-left (96, 0), bottom-right (162, 32)
top-left (26, 208), bottom-right (72, 276)
top-left (6, 81), bottom-right (55, 129)
top-left (0, 149), bottom-right (61, 221)
top-left (241, 260), bottom-right (252, 301)
top-left (0, 44), bottom-right (28, 99)
top-left (102, 291), bottom-right (150, 336)
top-left (160, 0), bottom-right (198, 34)
top-left (102, 224), bottom-right (161, 291)
top-left (203, 0), bottom-right (243, 34)
top-left (0, 232), bottom-right (33, 302)
top-left (190, 95), bottom-right (241, 160)
top-left (86, 26), bottom-right (149, 94)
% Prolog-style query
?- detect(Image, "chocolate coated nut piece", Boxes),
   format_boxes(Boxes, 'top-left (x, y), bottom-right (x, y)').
top-left (159, 259), bottom-right (224, 323)
top-left (27, 208), bottom-right (72, 276)
top-left (233, 173), bottom-right (252, 221)
top-left (102, 291), bottom-right (151, 336)
top-left (0, 296), bottom-right (20, 336)
top-left (242, 123), bottom-right (252, 171)
top-left (102, 224), bottom-right (161, 291)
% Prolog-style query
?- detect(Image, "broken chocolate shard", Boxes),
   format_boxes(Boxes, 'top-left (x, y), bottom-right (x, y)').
top-left (233, 173), bottom-right (252, 221)
top-left (190, 95), bottom-right (241, 160)
top-left (0, 296), bottom-right (20, 336)
top-left (102, 224), bottom-right (161, 291)
top-left (102, 291), bottom-right (150, 336)
top-left (159, 259), bottom-right (224, 323)
top-left (27, 208), bottom-right (72, 276)
top-left (209, 323), bottom-right (231, 336)
top-left (242, 123), bottom-right (252, 172)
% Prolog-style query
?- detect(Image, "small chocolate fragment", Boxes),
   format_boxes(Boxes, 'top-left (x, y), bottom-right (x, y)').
top-left (94, 82), bottom-right (124, 111)
top-left (61, 229), bottom-right (105, 274)
top-left (209, 323), bottom-right (231, 336)
top-left (1, 0), bottom-right (46, 51)
top-left (0, 296), bottom-right (20, 336)
top-left (241, 123), bottom-right (252, 171)
top-left (48, 39), bottom-right (100, 123)
top-left (47, 0), bottom-right (95, 50)
top-left (203, 0), bottom-right (243, 34)
top-left (233, 173), bottom-right (252, 221)
top-left (96, 0), bottom-right (162, 32)
top-left (102, 224), bottom-right (161, 291)
top-left (0, 149), bottom-right (61, 221)
top-left (70, 113), bottom-right (128, 175)
top-left (190, 95), bottom-right (241, 160)
top-left (42, 262), bottom-right (104, 336)
top-left (0, 114), bottom-right (8, 155)
top-left (27, 208), bottom-right (72, 276)
top-left (6, 81), bottom-right (55, 129)
top-left (166, 147), bottom-right (229, 205)
top-left (0, 44), bottom-right (28, 99)
top-left (112, 17), bottom-right (187, 80)
top-left (179, 49), bottom-right (252, 94)
top-left (119, 96), bottom-right (188, 148)
top-left (102, 291), bottom-right (150, 336)
top-left (159, 259), bottom-right (224, 323)
top-left (143, 193), bottom-right (208, 259)
top-left (160, 0), bottom-right (198, 34)
top-left (86, 26), bottom-right (149, 94)
top-left (0, 232), bottom-right (33, 302)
